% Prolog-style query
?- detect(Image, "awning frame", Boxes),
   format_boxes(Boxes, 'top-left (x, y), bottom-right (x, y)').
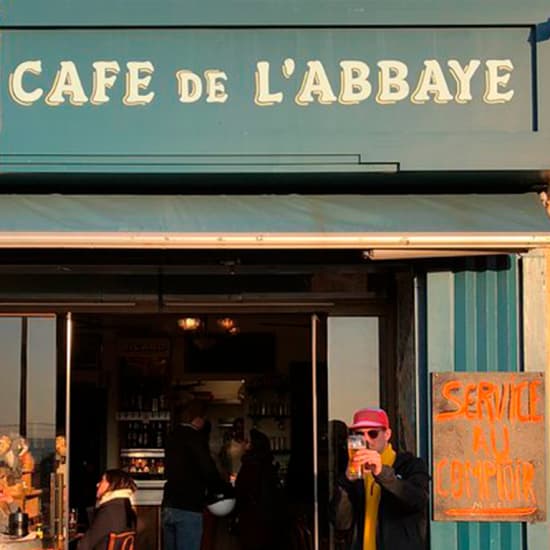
top-left (0, 232), bottom-right (546, 249)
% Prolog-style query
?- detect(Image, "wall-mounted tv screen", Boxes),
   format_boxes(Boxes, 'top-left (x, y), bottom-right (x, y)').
top-left (184, 332), bottom-right (276, 374)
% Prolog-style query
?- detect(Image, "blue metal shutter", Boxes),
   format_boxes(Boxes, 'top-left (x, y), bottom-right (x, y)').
top-left (422, 256), bottom-right (523, 550)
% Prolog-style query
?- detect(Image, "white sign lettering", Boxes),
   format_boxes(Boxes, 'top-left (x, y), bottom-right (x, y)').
top-left (7, 57), bottom-right (515, 107)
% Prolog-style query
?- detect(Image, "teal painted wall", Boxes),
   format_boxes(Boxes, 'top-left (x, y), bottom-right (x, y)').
top-left (425, 257), bottom-right (526, 550)
top-left (0, 0), bottom-right (547, 26)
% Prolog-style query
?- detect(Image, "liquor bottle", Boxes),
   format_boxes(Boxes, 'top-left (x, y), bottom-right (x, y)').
top-left (136, 388), bottom-right (143, 412)
top-left (156, 422), bottom-right (164, 448)
top-left (142, 424), bottom-right (149, 448)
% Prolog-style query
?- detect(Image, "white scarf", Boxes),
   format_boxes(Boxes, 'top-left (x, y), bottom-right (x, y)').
top-left (97, 488), bottom-right (135, 508)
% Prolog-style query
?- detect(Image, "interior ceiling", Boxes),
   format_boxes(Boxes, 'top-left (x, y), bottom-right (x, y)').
top-left (0, 249), bottom-right (394, 274)
top-left (74, 313), bottom-right (311, 334)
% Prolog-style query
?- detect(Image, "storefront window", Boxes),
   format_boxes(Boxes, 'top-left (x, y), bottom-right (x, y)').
top-left (327, 317), bottom-right (379, 423)
top-left (0, 319), bottom-right (22, 435)
top-left (0, 316), bottom-right (63, 547)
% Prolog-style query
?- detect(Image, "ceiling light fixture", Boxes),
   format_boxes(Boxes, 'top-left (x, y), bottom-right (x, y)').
top-left (177, 317), bottom-right (202, 331)
top-left (217, 317), bottom-right (235, 331)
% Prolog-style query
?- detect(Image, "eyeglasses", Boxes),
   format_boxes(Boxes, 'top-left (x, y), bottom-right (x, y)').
top-left (354, 429), bottom-right (384, 439)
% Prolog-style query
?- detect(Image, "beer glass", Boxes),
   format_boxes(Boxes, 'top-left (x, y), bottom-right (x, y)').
top-left (347, 433), bottom-right (366, 480)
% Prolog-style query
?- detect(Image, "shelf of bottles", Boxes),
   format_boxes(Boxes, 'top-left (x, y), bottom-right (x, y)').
top-left (246, 387), bottom-right (291, 485)
top-left (120, 450), bottom-right (166, 479)
top-left (248, 397), bottom-right (290, 418)
top-left (118, 420), bottom-right (168, 479)
top-left (120, 420), bottom-right (169, 449)
top-left (117, 389), bottom-right (170, 479)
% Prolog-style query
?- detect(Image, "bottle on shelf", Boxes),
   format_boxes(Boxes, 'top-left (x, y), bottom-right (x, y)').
top-left (136, 388), bottom-right (143, 412)
top-left (156, 422), bottom-right (164, 448)
top-left (142, 424), bottom-right (149, 448)
top-left (127, 422), bottom-right (136, 448)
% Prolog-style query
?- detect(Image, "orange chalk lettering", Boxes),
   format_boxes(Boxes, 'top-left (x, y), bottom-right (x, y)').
top-left (528, 380), bottom-right (543, 422)
top-left (477, 381), bottom-right (496, 421)
top-left (464, 383), bottom-right (478, 419)
top-left (472, 425), bottom-right (490, 457)
top-left (522, 461), bottom-right (536, 503)
top-left (435, 459), bottom-right (449, 497)
top-left (451, 460), bottom-right (464, 498)
top-left (436, 380), bottom-right (464, 421)
top-left (515, 381), bottom-right (530, 422)
top-left (494, 383), bottom-right (509, 421)
top-left (489, 424), bottom-right (510, 461)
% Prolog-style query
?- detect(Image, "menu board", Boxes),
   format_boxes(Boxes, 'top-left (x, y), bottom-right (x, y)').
top-left (432, 372), bottom-right (546, 522)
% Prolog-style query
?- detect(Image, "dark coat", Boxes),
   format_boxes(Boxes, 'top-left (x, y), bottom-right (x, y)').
top-left (331, 451), bottom-right (429, 550)
top-left (234, 451), bottom-right (284, 550)
top-left (76, 497), bottom-right (135, 550)
top-left (162, 424), bottom-right (222, 512)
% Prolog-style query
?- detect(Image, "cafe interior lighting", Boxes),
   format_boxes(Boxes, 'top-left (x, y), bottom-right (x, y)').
top-left (217, 317), bottom-right (236, 331)
top-left (177, 317), bottom-right (202, 331)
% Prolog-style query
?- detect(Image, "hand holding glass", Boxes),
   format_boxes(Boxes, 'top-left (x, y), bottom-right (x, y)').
top-left (347, 434), bottom-right (366, 480)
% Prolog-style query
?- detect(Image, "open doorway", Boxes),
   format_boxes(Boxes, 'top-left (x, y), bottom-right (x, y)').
top-left (70, 312), bottom-right (323, 549)
top-left (69, 309), bottom-right (394, 550)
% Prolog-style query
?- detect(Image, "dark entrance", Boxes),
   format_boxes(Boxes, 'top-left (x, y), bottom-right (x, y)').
top-left (0, 249), bottom-right (413, 549)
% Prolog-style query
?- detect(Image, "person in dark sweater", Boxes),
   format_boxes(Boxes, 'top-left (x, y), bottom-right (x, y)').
top-left (76, 469), bottom-right (137, 550)
top-left (162, 399), bottom-right (223, 550)
top-left (330, 408), bottom-right (429, 550)
top-left (234, 429), bottom-right (286, 550)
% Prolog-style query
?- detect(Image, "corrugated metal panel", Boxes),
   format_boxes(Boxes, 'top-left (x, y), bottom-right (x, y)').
top-left (424, 255), bottom-right (524, 550)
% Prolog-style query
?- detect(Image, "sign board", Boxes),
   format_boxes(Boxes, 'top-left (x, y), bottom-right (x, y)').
top-left (432, 372), bottom-right (546, 522)
top-left (0, 27), bottom-right (537, 173)
top-left (117, 338), bottom-right (170, 358)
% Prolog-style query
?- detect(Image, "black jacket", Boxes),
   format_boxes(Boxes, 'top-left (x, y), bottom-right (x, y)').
top-left (234, 451), bottom-right (285, 550)
top-left (331, 451), bottom-right (429, 550)
top-left (76, 498), bottom-right (135, 550)
top-left (162, 423), bottom-right (222, 512)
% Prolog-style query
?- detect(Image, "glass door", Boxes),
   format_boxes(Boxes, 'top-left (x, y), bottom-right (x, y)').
top-left (311, 314), bottom-right (321, 550)
top-left (316, 315), bottom-right (382, 550)
top-left (0, 314), bottom-right (69, 549)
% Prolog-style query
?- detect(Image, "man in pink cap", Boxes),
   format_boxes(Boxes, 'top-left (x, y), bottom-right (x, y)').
top-left (331, 407), bottom-right (429, 550)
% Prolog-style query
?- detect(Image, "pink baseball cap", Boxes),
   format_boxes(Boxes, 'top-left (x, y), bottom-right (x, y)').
top-left (349, 408), bottom-right (390, 430)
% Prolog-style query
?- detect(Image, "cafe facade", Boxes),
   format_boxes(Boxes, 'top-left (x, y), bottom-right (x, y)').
top-left (0, 1), bottom-right (549, 549)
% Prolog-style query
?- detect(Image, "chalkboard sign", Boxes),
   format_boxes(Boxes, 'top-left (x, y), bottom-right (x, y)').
top-left (432, 372), bottom-right (546, 522)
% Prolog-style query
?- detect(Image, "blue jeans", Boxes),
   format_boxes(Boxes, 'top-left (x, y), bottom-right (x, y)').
top-left (162, 507), bottom-right (203, 550)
